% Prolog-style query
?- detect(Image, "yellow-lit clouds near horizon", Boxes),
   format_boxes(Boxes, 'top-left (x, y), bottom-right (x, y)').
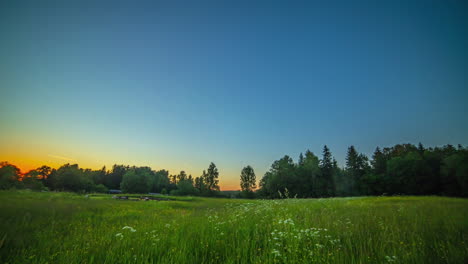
top-left (47, 154), bottom-right (77, 162)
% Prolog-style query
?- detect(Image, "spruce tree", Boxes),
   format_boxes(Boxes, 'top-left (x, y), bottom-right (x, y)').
top-left (320, 145), bottom-right (335, 197)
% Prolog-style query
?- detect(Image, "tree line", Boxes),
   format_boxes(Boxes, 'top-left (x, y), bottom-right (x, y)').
top-left (0, 143), bottom-right (467, 198)
top-left (257, 143), bottom-right (467, 198)
top-left (0, 161), bottom-right (223, 197)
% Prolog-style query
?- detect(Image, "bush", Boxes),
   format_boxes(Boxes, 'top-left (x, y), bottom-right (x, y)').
top-left (22, 178), bottom-right (45, 191)
top-left (93, 184), bottom-right (108, 193)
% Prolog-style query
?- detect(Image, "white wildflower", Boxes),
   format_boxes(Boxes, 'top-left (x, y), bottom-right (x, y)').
top-left (271, 249), bottom-right (281, 257)
top-left (122, 226), bottom-right (136, 232)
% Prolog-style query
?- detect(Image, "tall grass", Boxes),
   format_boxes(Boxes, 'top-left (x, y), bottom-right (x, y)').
top-left (0, 191), bottom-right (466, 263)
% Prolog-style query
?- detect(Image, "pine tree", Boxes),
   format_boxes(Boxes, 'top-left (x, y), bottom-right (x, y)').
top-left (320, 145), bottom-right (335, 197)
top-left (346, 146), bottom-right (370, 195)
top-left (371, 147), bottom-right (386, 175)
top-left (418, 142), bottom-right (425, 155)
top-left (298, 153), bottom-right (305, 166)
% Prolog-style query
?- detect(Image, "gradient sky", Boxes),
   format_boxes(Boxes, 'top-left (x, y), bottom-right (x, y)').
top-left (1, 0), bottom-right (467, 190)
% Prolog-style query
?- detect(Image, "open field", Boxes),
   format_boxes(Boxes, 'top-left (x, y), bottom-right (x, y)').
top-left (0, 191), bottom-right (467, 264)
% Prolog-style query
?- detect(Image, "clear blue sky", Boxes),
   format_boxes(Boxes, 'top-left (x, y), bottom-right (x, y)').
top-left (1, 0), bottom-right (467, 189)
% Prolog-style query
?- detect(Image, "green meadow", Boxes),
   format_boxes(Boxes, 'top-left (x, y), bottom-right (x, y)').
top-left (0, 191), bottom-right (467, 264)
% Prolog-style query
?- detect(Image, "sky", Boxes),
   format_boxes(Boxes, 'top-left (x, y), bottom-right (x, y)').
top-left (1, 0), bottom-right (467, 190)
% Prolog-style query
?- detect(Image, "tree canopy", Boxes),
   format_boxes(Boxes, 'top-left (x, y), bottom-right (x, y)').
top-left (0, 143), bottom-right (466, 198)
top-left (240, 165), bottom-right (256, 197)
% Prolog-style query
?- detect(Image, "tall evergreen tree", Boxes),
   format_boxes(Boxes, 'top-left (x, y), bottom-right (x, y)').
top-left (359, 147), bottom-right (386, 195)
top-left (346, 146), bottom-right (359, 194)
top-left (418, 142), bottom-right (425, 156)
top-left (301, 150), bottom-right (321, 197)
top-left (371, 147), bottom-right (386, 174)
top-left (319, 145), bottom-right (335, 197)
top-left (298, 153), bottom-right (305, 166)
top-left (345, 146), bottom-right (370, 195)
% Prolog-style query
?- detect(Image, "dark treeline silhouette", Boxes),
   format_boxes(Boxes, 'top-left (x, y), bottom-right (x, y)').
top-left (0, 143), bottom-right (467, 198)
top-left (257, 143), bottom-right (468, 198)
top-left (0, 161), bottom-right (223, 197)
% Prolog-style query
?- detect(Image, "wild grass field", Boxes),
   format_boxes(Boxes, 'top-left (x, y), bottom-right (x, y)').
top-left (0, 191), bottom-right (466, 264)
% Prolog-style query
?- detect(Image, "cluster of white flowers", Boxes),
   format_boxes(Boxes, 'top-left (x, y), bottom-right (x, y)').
top-left (142, 230), bottom-right (161, 245)
top-left (269, 220), bottom-right (343, 259)
top-left (277, 218), bottom-right (295, 225)
top-left (219, 200), bottom-right (344, 260)
top-left (298, 228), bottom-right (321, 238)
top-left (385, 255), bottom-right (398, 262)
top-left (115, 226), bottom-right (137, 238)
top-left (270, 229), bottom-right (288, 240)
top-left (210, 200), bottom-right (347, 261)
top-left (206, 209), bottom-right (227, 236)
